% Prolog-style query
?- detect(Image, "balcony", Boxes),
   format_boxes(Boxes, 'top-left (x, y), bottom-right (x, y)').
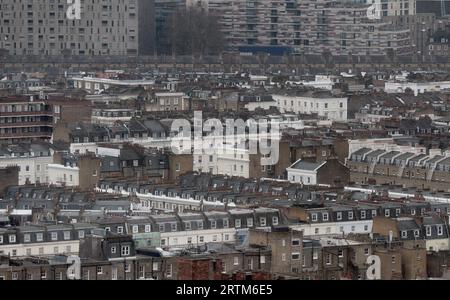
top-left (0, 121), bottom-right (53, 128)
top-left (0, 110), bottom-right (53, 117)
top-left (0, 131), bottom-right (52, 139)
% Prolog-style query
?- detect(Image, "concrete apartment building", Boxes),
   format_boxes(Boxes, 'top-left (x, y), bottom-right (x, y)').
top-left (0, 0), bottom-right (155, 56)
top-left (369, 0), bottom-right (416, 17)
top-left (191, 0), bottom-right (412, 55)
top-left (0, 96), bottom-right (53, 144)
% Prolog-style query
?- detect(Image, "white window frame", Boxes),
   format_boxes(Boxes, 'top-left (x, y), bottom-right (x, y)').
top-left (132, 225), bottom-right (139, 234)
top-left (311, 213), bottom-right (318, 222)
top-left (337, 212), bottom-right (342, 221)
top-left (438, 225), bottom-right (443, 236)
top-left (9, 235), bottom-right (16, 243)
top-left (322, 213), bottom-right (329, 222)
top-left (426, 226), bottom-right (432, 237)
top-left (260, 217), bottom-right (267, 226)
top-left (112, 267), bottom-right (118, 280)
top-left (361, 210), bottom-right (366, 219)
top-left (36, 232), bottom-right (44, 242)
top-left (292, 253), bottom-right (301, 260)
top-left (121, 246), bottom-right (131, 256)
top-left (401, 231), bottom-right (407, 238)
top-left (24, 234), bottom-right (31, 243)
top-left (235, 219), bottom-right (242, 228)
top-left (348, 211), bottom-right (354, 220)
top-left (223, 219), bottom-right (229, 228)
top-left (272, 216), bottom-right (279, 226)
top-left (184, 222), bottom-right (191, 231)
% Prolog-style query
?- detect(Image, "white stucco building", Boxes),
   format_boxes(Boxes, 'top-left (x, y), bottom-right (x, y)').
top-left (273, 92), bottom-right (348, 121)
top-left (0, 143), bottom-right (54, 185)
top-left (385, 81), bottom-right (450, 96)
top-left (287, 160), bottom-right (326, 185)
top-left (47, 164), bottom-right (80, 187)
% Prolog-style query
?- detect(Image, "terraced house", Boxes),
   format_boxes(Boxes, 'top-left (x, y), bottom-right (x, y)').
top-left (347, 147), bottom-right (450, 191)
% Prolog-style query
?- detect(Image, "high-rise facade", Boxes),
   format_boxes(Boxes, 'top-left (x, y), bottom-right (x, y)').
top-left (369, 0), bottom-right (416, 17)
top-left (155, 0), bottom-right (186, 55)
top-left (0, 0), bottom-right (155, 56)
top-left (190, 0), bottom-right (412, 55)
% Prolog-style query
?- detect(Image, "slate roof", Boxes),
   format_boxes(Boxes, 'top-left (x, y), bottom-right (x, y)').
top-left (290, 160), bottom-right (325, 171)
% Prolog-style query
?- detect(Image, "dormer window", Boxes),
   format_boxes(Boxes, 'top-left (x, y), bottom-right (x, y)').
top-left (438, 226), bottom-right (443, 236)
top-left (361, 211), bottom-right (366, 219)
top-left (401, 231), bottom-right (407, 238)
top-left (337, 212), bottom-right (342, 221)
top-left (322, 213), bottom-right (329, 222)
top-left (311, 213), bottom-right (318, 222)
top-left (348, 211), bottom-right (354, 220)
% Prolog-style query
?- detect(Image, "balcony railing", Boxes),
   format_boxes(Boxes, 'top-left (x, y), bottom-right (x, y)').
top-left (0, 121), bottom-right (53, 128)
top-left (0, 111), bottom-right (53, 117)
top-left (0, 132), bottom-right (52, 139)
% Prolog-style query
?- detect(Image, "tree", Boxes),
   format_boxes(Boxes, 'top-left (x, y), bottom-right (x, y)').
top-left (169, 8), bottom-right (225, 56)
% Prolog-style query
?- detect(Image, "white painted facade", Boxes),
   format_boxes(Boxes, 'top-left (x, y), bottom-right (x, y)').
top-left (286, 159), bottom-right (326, 185)
top-left (160, 228), bottom-right (237, 248)
top-left (217, 148), bottom-right (251, 178)
top-left (47, 164), bottom-right (80, 187)
top-left (0, 155), bottom-right (53, 185)
top-left (0, 240), bottom-right (80, 258)
top-left (272, 94), bottom-right (348, 121)
top-left (95, 188), bottom-right (236, 212)
top-left (244, 101), bottom-right (277, 111)
top-left (287, 166), bottom-right (319, 185)
top-left (193, 153), bottom-right (219, 175)
top-left (290, 220), bottom-right (373, 236)
top-left (70, 138), bottom-right (173, 154)
top-left (385, 81), bottom-right (450, 96)
top-left (426, 239), bottom-right (450, 252)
